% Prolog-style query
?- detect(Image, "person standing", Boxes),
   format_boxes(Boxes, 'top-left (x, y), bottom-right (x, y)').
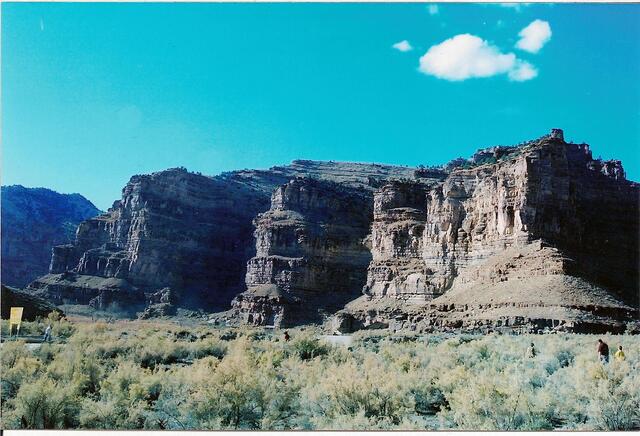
top-left (526, 342), bottom-right (537, 358)
top-left (43, 324), bottom-right (52, 342)
top-left (597, 339), bottom-right (609, 364)
top-left (614, 345), bottom-right (626, 362)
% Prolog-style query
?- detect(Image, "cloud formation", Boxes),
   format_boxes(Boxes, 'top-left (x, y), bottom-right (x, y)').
top-left (418, 34), bottom-right (536, 82)
top-left (516, 19), bottom-right (552, 53)
top-left (427, 4), bottom-right (439, 15)
top-left (508, 60), bottom-right (538, 81)
top-left (499, 3), bottom-right (529, 12)
top-left (392, 40), bottom-right (413, 52)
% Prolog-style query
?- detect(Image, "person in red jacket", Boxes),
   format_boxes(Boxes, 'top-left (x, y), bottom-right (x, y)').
top-left (597, 339), bottom-right (609, 364)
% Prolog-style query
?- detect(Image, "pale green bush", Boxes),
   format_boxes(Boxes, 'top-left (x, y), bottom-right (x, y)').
top-left (288, 333), bottom-right (329, 361)
top-left (1, 341), bottom-right (43, 401)
top-left (6, 376), bottom-right (81, 428)
top-left (1, 320), bottom-right (639, 431)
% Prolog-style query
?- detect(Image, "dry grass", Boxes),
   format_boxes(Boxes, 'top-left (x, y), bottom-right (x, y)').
top-left (1, 319), bottom-right (639, 430)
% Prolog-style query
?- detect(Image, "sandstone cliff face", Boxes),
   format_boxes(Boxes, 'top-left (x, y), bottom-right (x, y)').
top-left (29, 162), bottom-right (416, 313)
top-left (363, 135), bottom-right (639, 303)
top-left (1, 186), bottom-right (101, 287)
top-left (341, 132), bottom-right (639, 333)
top-left (30, 168), bottom-right (272, 311)
top-left (232, 178), bottom-right (374, 326)
top-left (24, 130), bottom-right (639, 330)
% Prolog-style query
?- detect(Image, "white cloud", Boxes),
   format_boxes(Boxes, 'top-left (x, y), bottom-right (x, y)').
top-left (418, 34), bottom-right (537, 82)
top-left (499, 3), bottom-right (529, 12)
top-left (508, 60), bottom-right (538, 81)
top-left (392, 40), bottom-right (413, 52)
top-left (427, 4), bottom-right (439, 15)
top-left (516, 19), bottom-right (552, 53)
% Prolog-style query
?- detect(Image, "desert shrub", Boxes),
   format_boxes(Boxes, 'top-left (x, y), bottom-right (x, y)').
top-left (1, 341), bottom-right (43, 401)
top-left (78, 360), bottom-right (164, 429)
top-left (585, 362), bottom-right (640, 430)
top-left (7, 376), bottom-right (81, 429)
top-left (411, 381), bottom-right (447, 415)
top-left (301, 355), bottom-right (413, 429)
top-left (130, 334), bottom-right (191, 368)
top-left (555, 349), bottom-right (575, 368)
top-left (32, 342), bottom-right (60, 364)
top-left (187, 339), bottom-right (299, 429)
top-left (46, 310), bottom-right (76, 338)
top-left (190, 336), bottom-right (227, 360)
top-left (22, 311), bottom-right (77, 338)
top-left (1, 340), bottom-right (31, 368)
top-left (289, 334), bottom-right (329, 361)
top-left (2, 319), bottom-right (639, 431)
top-left (220, 330), bottom-right (238, 341)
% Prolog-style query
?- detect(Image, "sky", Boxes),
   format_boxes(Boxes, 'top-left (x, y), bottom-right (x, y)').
top-left (2, 3), bottom-right (639, 210)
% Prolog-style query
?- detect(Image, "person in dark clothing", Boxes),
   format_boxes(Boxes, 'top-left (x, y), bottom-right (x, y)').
top-left (284, 331), bottom-right (290, 342)
top-left (597, 339), bottom-right (609, 364)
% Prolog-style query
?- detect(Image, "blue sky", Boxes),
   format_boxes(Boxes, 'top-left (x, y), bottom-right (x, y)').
top-left (2, 3), bottom-right (639, 210)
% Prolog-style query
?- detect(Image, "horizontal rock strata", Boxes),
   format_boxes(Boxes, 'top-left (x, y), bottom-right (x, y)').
top-left (28, 162), bottom-right (417, 313)
top-left (232, 178), bottom-right (375, 326)
top-left (22, 129), bottom-right (640, 332)
top-left (337, 131), bottom-right (639, 332)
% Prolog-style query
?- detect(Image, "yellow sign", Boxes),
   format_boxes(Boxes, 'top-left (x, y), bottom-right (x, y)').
top-left (9, 307), bottom-right (24, 335)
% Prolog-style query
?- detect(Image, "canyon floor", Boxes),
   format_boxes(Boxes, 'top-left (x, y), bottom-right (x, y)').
top-left (1, 314), bottom-right (639, 431)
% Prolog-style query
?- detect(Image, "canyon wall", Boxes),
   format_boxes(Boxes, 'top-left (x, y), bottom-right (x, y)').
top-left (22, 130), bottom-right (640, 330)
top-left (27, 162), bottom-right (416, 313)
top-left (363, 135), bottom-right (639, 305)
top-left (232, 178), bottom-right (374, 325)
top-left (338, 132), bottom-right (639, 333)
top-left (1, 186), bottom-right (101, 287)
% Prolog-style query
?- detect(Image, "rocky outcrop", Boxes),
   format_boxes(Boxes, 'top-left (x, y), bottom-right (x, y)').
top-left (340, 241), bottom-right (637, 334)
top-left (27, 272), bottom-right (144, 313)
top-left (138, 287), bottom-right (179, 319)
top-left (1, 284), bottom-right (62, 321)
top-left (30, 168), bottom-right (273, 311)
top-left (231, 178), bottom-right (375, 326)
top-left (364, 133), bottom-right (639, 303)
top-left (1, 186), bottom-right (100, 287)
top-left (340, 130), bottom-right (640, 333)
top-left (23, 130), bottom-right (639, 330)
top-left (29, 162), bottom-right (417, 313)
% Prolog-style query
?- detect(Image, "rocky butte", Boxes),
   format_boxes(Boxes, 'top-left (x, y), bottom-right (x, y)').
top-left (23, 130), bottom-right (640, 333)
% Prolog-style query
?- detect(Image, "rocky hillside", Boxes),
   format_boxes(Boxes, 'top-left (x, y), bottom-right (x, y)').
top-left (1, 186), bottom-right (101, 287)
top-left (27, 162), bottom-right (418, 313)
top-left (231, 178), bottom-right (376, 326)
top-left (334, 130), bottom-right (639, 334)
top-left (24, 130), bottom-right (640, 332)
top-left (1, 284), bottom-right (61, 321)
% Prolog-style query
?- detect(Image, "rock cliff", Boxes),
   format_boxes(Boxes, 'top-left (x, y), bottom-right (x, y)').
top-left (23, 130), bottom-right (640, 331)
top-left (27, 162), bottom-right (416, 314)
top-left (1, 186), bottom-right (101, 287)
top-left (338, 131), bottom-right (639, 333)
top-left (231, 178), bottom-right (375, 326)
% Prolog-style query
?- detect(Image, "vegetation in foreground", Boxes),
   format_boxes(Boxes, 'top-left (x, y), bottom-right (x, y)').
top-left (1, 315), bottom-right (639, 430)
